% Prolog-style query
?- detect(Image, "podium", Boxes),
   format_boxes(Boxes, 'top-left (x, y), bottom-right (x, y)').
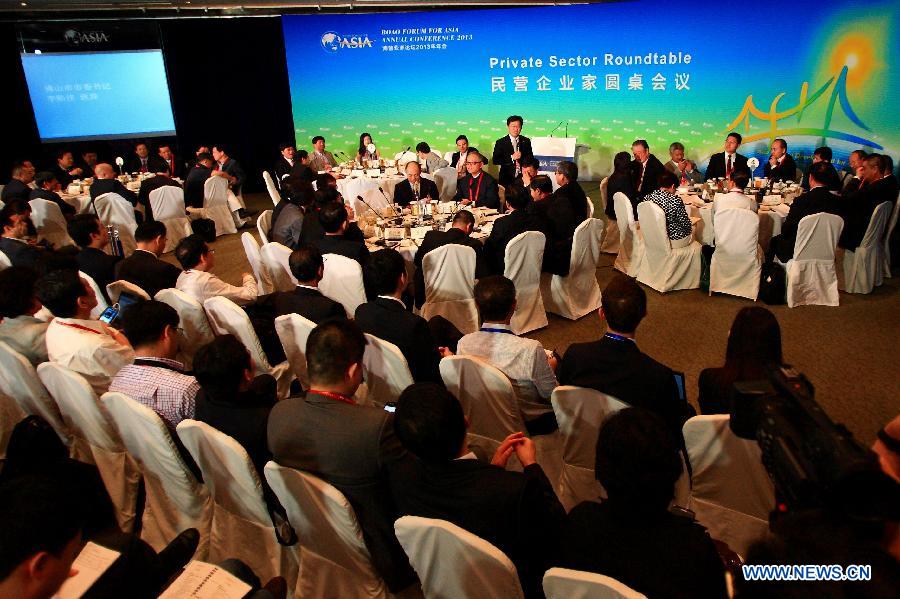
top-left (532, 136), bottom-right (577, 172)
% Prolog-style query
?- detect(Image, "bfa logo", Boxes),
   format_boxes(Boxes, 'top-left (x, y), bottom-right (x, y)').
top-left (64, 29), bottom-right (110, 45)
top-left (320, 31), bottom-right (373, 53)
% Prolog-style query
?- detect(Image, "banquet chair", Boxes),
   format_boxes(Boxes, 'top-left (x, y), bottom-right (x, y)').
top-left (263, 170), bottom-right (282, 206)
top-left (709, 208), bottom-right (763, 300)
top-left (585, 196), bottom-right (594, 219)
top-left (154, 288), bottom-right (215, 369)
top-left (543, 568), bottom-right (647, 599)
top-left (357, 333), bottom-right (414, 408)
top-left (193, 176), bottom-right (237, 236)
top-left (260, 241), bottom-right (298, 292)
top-left (93, 192), bottom-right (138, 255)
top-left (504, 231), bottom-right (548, 334)
top-left (420, 244), bottom-right (479, 334)
top-left (80, 271), bottom-right (109, 320)
top-left (203, 296), bottom-right (295, 399)
top-left (106, 279), bottom-right (152, 304)
top-left (320, 253), bottom-right (367, 318)
top-left (540, 218), bottom-right (604, 320)
top-left (612, 192), bottom-right (641, 275)
top-left (683, 414), bottom-right (775, 558)
top-left (29, 198), bottom-right (75, 249)
top-left (274, 313), bottom-right (316, 391)
top-left (395, 516), bottom-right (524, 599)
top-left (883, 195), bottom-right (899, 277)
top-left (442, 150), bottom-right (455, 164)
top-left (257, 209), bottom-right (273, 244)
top-left (148, 186), bottom-right (192, 253)
top-left (264, 463), bottom-right (393, 599)
top-left (636, 202), bottom-right (701, 293)
top-left (102, 392), bottom-right (212, 558)
top-left (598, 177), bottom-right (620, 255)
top-left (176, 420), bottom-right (298, 589)
top-left (432, 166), bottom-right (458, 202)
top-left (0, 250), bottom-right (10, 270)
top-left (38, 362), bottom-right (141, 533)
top-left (241, 233), bottom-right (274, 295)
top-left (779, 213), bottom-right (843, 307)
top-left (842, 201), bottom-right (892, 294)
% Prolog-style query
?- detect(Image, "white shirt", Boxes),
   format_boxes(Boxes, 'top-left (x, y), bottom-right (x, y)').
top-left (46, 317), bottom-right (135, 396)
top-left (0, 314), bottom-right (49, 365)
top-left (176, 270), bottom-right (257, 306)
top-left (457, 323), bottom-right (558, 420)
top-left (714, 190), bottom-right (758, 214)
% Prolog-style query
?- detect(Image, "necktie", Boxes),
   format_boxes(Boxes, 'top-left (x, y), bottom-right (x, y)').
top-left (638, 162), bottom-right (647, 191)
top-left (413, 182), bottom-right (419, 201)
top-left (726, 155), bottom-right (733, 178)
top-left (169, 160), bottom-right (174, 176)
top-left (513, 138), bottom-right (521, 176)
top-left (140, 159), bottom-right (147, 173)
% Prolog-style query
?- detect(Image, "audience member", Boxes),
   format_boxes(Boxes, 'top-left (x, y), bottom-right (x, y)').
top-left (0, 266), bottom-right (49, 365)
top-left (800, 146), bottom-right (839, 191)
top-left (554, 160), bottom-right (589, 222)
top-left (764, 138), bottom-right (798, 182)
top-left (269, 178), bottom-right (314, 249)
top-left (664, 141), bottom-right (703, 185)
top-left (705, 132), bottom-right (748, 181)
top-left (127, 142), bottom-right (153, 174)
top-left (211, 143), bottom-right (247, 199)
top-left (391, 382), bottom-right (565, 598)
top-left (2, 162), bottom-right (36, 202)
top-left (356, 132), bottom-right (381, 164)
top-left (114, 220), bottom-right (181, 298)
top-left (289, 149), bottom-right (314, 183)
top-left (268, 320), bottom-right (415, 592)
top-left (51, 150), bottom-right (83, 188)
top-left (455, 151), bottom-right (500, 209)
top-left (415, 141), bottom-right (449, 174)
top-left (0, 201), bottom-right (47, 270)
top-left (39, 269), bottom-right (134, 394)
top-left (259, 243), bottom-right (346, 322)
top-left (528, 174), bottom-right (577, 276)
top-left (273, 142), bottom-right (296, 184)
top-left (449, 134), bottom-right (477, 174)
top-left (69, 214), bottom-right (121, 301)
top-left (393, 160), bottom-right (439, 207)
top-left (842, 149), bottom-right (868, 194)
top-left (483, 184), bottom-right (540, 275)
top-left (308, 136), bottom-right (337, 172)
top-left (606, 151), bottom-right (637, 220)
top-left (312, 201), bottom-right (369, 267)
top-left (492, 115), bottom-right (534, 187)
top-left (175, 235), bottom-right (257, 305)
top-left (642, 170), bottom-right (693, 243)
top-left (713, 169), bottom-right (757, 215)
top-left (183, 152), bottom-right (214, 209)
top-left (150, 144), bottom-right (184, 179)
top-left (629, 139), bottom-right (666, 199)
top-left (109, 300), bottom-right (199, 430)
top-left (90, 163), bottom-right (138, 207)
top-left (413, 209), bottom-right (488, 308)
top-left (29, 172), bottom-right (75, 218)
top-left (839, 154), bottom-right (888, 251)
top-left (78, 150), bottom-right (99, 176)
top-left (560, 408), bottom-right (726, 599)
top-left (770, 162), bottom-right (842, 262)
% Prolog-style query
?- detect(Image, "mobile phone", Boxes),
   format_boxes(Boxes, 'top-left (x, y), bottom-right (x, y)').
top-left (98, 305), bottom-right (120, 325)
top-left (673, 371), bottom-right (686, 402)
top-left (384, 402), bottom-right (397, 413)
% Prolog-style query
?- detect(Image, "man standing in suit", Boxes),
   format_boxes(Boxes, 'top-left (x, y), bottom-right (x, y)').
top-left (705, 132), bottom-right (748, 181)
top-left (115, 221), bottom-right (181, 298)
top-left (1, 162), bottom-right (35, 203)
top-left (454, 151), bottom-right (499, 209)
top-left (629, 139), bottom-right (666, 200)
top-left (259, 243), bottom-right (347, 322)
top-left (554, 160), bottom-right (590, 222)
top-left (764, 138), bottom-right (798, 182)
top-left (415, 142), bottom-right (449, 174)
top-left (664, 142), bottom-right (703, 185)
top-left (492, 115), bottom-right (533, 188)
top-left (148, 144), bottom-right (184, 179)
top-left (528, 175), bottom-right (577, 276)
top-left (51, 151), bottom-right (84, 187)
top-left (308, 135), bottom-right (337, 172)
top-left (770, 162), bottom-right (843, 263)
top-left (312, 202), bottom-right (369, 268)
top-left (30, 172), bottom-right (76, 219)
top-left (413, 210), bottom-right (489, 308)
top-left (484, 185), bottom-right (540, 275)
top-left (273, 142), bottom-right (296, 185)
top-left (268, 320), bottom-right (416, 593)
top-left (393, 161), bottom-right (439, 207)
top-left (68, 214), bottom-right (121, 302)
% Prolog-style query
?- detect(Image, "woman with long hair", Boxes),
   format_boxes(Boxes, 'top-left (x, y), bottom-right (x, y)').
top-left (356, 132), bottom-right (381, 163)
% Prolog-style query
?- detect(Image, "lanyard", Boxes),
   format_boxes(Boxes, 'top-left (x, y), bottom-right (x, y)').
top-left (469, 174), bottom-right (484, 204)
top-left (604, 332), bottom-right (634, 343)
top-left (480, 327), bottom-right (515, 335)
top-left (309, 390), bottom-right (356, 405)
top-left (58, 321), bottom-right (102, 335)
top-left (133, 358), bottom-right (184, 373)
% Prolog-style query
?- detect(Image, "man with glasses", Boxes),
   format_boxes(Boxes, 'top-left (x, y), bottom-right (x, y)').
top-left (454, 151), bottom-right (499, 209)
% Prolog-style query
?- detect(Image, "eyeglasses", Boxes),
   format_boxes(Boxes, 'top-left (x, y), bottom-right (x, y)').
top-left (465, 161), bottom-right (482, 165)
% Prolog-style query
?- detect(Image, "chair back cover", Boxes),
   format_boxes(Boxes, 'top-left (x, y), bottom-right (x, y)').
top-left (102, 391), bottom-right (212, 556)
top-left (843, 201), bottom-right (891, 294)
top-left (612, 192), bottom-right (638, 274)
top-left (786, 213), bottom-right (843, 307)
top-left (636, 202), bottom-right (701, 293)
top-left (320, 253), bottom-right (367, 317)
top-left (106, 279), bottom-right (152, 304)
top-left (264, 462), bottom-right (388, 599)
top-left (0, 249), bottom-right (10, 269)
top-left (395, 516), bottom-right (524, 599)
top-left (203, 296), bottom-right (272, 371)
top-left (585, 196), bottom-right (594, 219)
top-left (541, 218), bottom-right (603, 320)
top-left (882, 194), bottom-right (899, 275)
top-left (257, 209), bottom-right (273, 244)
top-left (274, 313), bottom-right (316, 390)
top-left (202, 176), bottom-right (237, 236)
top-left (38, 362), bottom-right (140, 532)
top-left (359, 333), bottom-right (414, 407)
top-left (504, 231), bottom-right (548, 334)
top-left (551, 386), bottom-right (628, 510)
top-left (149, 186), bottom-right (191, 253)
top-left (543, 568), bottom-right (648, 599)
top-left (29, 198), bottom-right (74, 248)
top-left (599, 178), bottom-right (620, 255)
top-left (421, 244), bottom-right (479, 333)
top-left (93, 193), bottom-right (138, 255)
top-left (154, 287), bottom-right (215, 369)
top-left (260, 242), bottom-right (298, 292)
top-left (433, 166), bottom-right (459, 202)
top-left (241, 232), bottom-right (274, 295)
top-left (79, 271), bottom-right (109, 320)
top-left (709, 208), bottom-right (761, 300)
top-left (683, 414), bottom-right (774, 557)
top-left (263, 171), bottom-right (282, 206)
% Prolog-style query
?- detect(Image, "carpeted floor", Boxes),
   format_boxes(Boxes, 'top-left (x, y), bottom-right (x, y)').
top-left (172, 190), bottom-right (900, 446)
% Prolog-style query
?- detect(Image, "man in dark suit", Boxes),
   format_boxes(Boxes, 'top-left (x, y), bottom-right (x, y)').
top-left (272, 142), bottom-right (297, 186)
top-left (554, 160), bottom-right (590, 222)
top-left (126, 142), bottom-right (154, 174)
top-left (483, 185), bottom-right (540, 275)
top-left (839, 154), bottom-right (891, 251)
top-left (89, 164), bottom-right (138, 207)
top-left (289, 150), bottom-right (315, 184)
top-left (29, 172), bottom-right (76, 219)
top-left (312, 202), bottom-right (369, 267)
top-left (268, 320), bottom-right (416, 592)
top-left (764, 138), bottom-right (798, 182)
top-left (842, 149), bottom-right (868, 194)
top-left (51, 150), bottom-right (84, 188)
top-left (392, 161), bottom-right (439, 207)
top-left (558, 274), bottom-right (692, 447)
top-left (68, 214), bottom-right (121, 302)
top-left (705, 132), bottom-right (749, 181)
top-left (258, 243), bottom-right (347, 322)
top-left (872, 153), bottom-right (898, 202)
top-left (147, 144), bottom-right (185, 179)
top-left (356, 248), bottom-right (450, 384)
top-left (0, 202), bottom-right (47, 270)
top-left (528, 175), bottom-right (577, 276)
top-left (450, 135), bottom-right (478, 177)
top-left (2, 162), bottom-right (34, 203)
top-left (211, 144), bottom-right (247, 197)
top-left (628, 139), bottom-right (666, 200)
top-left (454, 151), bottom-right (500, 209)
top-left (183, 154), bottom-right (214, 209)
top-left (390, 383), bottom-right (565, 598)
top-left (138, 174), bottom-right (183, 221)
top-left (413, 209), bottom-right (488, 308)
top-left (491, 115), bottom-right (534, 187)
top-left (115, 221), bottom-right (181, 298)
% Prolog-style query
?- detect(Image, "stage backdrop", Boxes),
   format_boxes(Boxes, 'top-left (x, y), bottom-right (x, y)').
top-left (283, 0), bottom-right (899, 179)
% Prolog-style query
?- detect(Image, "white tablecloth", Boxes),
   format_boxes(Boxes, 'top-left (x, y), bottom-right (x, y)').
top-left (337, 174), bottom-right (407, 203)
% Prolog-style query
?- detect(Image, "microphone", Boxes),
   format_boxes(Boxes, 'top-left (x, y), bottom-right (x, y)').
top-left (357, 194), bottom-right (384, 219)
top-left (549, 121), bottom-right (564, 137)
top-left (378, 186), bottom-right (396, 216)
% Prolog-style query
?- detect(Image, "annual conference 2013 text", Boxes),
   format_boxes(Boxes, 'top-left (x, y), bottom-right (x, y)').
top-left (489, 52), bottom-right (693, 70)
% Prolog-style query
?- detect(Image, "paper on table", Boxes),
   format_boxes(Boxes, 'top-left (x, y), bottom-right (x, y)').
top-left (772, 204), bottom-right (790, 217)
top-left (54, 542), bottom-right (120, 599)
top-left (158, 561), bottom-right (251, 599)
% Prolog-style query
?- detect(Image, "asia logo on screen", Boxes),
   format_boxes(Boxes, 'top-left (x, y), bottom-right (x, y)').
top-left (321, 31), bottom-right (374, 53)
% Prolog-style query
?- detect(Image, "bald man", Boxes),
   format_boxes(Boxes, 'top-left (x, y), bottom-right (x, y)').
top-left (89, 164), bottom-right (139, 207)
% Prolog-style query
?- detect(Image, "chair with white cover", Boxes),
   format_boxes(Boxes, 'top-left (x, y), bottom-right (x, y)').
top-left (504, 231), bottom-right (548, 334)
top-left (550, 386), bottom-right (628, 511)
top-left (29, 198), bottom-right (75, 249)
top-left (37, 362), bottom-right (141, 533)
top-left (154, 288), bottom-right (215, 369)
top-left (636, 202), bottom-right (701, 293)
top-left (395, 516), bottom-right (524, 599)
top-left (683, 414), bottom-right (774, 557)
top-left (612, 192), bottom-right (641, 275)
top-left (598, 178), bottom-right (620, 255)
top-left (780, 213), bottom-right (843, 307)
top-left (79, 271), bottom-right (109, 320)
top-left (543, 568), bottom-right (647, 599)
top-left (149, 186), bottom-right (192, 253)
top-left (264, 462), bottom-right (392, 599)
top-left (443, 150), bottom-right (455, 164)
top-left (420, 244), bottom-right (479, 334)
top-left (274, 313), bottom-right (316, 391)
top-left (883, 195), bottom-right (899, 277)
top-left (842, 201), bottom-right (892, 294)
top-left (93, 192), bottom-right (138, 255)
top-left (540, 218), bottom-right (604, 320)
top-left (102, 392), bottom-right (212, 557)
top-left (106, 279), bottom-right (152, 304)
top-left (263, 171), bottom-right (282, 206)
top-left (0, 250), bottom-right (10, 270)
top-left (320, 253), bottom-right (367, 318)
top-left (358, 333), bottom-right (414, 408)
top-left (709, 208), bottom-right (762, 300)
top-left (176, 420), bottom-right (298, 588)
top-left (585, 196), bottom-right (594, 219)
top-left (203, 296), bottom-right (295, 399)
top-left (260, 242), bottom-right (297, 292)
top-left (241, 232), bottom-right (274, 295)
top-left (432, 166), bottom-right (459, 202)
top-left (257, 209), bottom-right (273, 244)
top-left (194, 176), bottom-right (237, 236)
